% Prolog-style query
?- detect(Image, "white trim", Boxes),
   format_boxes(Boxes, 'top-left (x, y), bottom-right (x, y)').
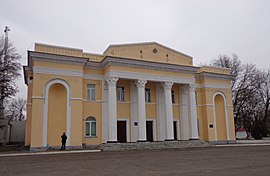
top-left (102, 80), bottom-right (108, 143)
top-left (196, 104), bottom-right (213, 107)
top-left (43, 79), bottom-right (71, 147)
top-left (32, 96), bottom-right (44, 99)
top-left (33, 66), bottom-right (83, 77)
top-left (212, 92), bottom-right (230, 141)
top-left (107, 70), bottom-right (194, 84)
top-left (117, 119), bottom-right (130, 142)
top-left (146, 119), bottom-right (157, 141)
top-left (70, 97), bottom-right (83, 101)
top-left (83, 99), bottom-right (103, 103)
top-left (196, 83), bottom-right (231, 89)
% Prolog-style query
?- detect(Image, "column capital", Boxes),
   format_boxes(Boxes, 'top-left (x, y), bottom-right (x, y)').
top-left (106, 77), bottom-right (118, 87)
top-left (163, 82), bottom-right (174, 90)
top-left (181, 85), bottom-right (189, 95)
top-left (189, 83), bottom-right (196, 92)
top-left (136, 80), bottom-right (147, 88)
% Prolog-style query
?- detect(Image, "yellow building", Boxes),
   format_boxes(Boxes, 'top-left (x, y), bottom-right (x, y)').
top-left (23, 42), bottom-right (236, 150)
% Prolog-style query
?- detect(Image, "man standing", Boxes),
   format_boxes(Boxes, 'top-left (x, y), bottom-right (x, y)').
top-left (60, 132), bottom-right (67, 150)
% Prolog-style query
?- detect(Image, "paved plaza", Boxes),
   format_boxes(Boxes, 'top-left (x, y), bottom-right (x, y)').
top-left (0, 145), bottom-right (270, 176)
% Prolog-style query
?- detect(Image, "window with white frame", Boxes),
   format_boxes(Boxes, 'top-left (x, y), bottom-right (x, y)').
top-left (117, 86), bottom-right (125, 101)
top-left (85, 116), bottom-right (96, 137)
top-left (87, 84), bottom-right (96, 100)
top-left (145, 88), bottom-right (151, 102)
top-left (171, 90), bottom-right (175, 104)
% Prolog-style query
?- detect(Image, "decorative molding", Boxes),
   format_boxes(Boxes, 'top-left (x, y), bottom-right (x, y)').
top-left (136, 80), bottom-right (147, 88)
top-left (106, 77), bottom-right (118, 87)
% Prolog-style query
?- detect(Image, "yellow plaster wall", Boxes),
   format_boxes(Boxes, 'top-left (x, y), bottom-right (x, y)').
top-left (117, 80), bottom-right (131, 119)
top-left (146, 82), bottom-right (157, 119)
top-left (34, 61), bottom-right (84, 71)
top-left (82, 102), bottom-right (102, 145)
top-left (35, 43), bottom-right (83, 57)
top-left (83, 80), bottom-right (102, 100)
top-left (83, 68), bottom-right (104, 75)
top-left (172, 84), bottom-right (180, 119)
top-left (196, 85), bottom-right (236, 141)
top-left (30, 99), bottom-right (44, 147)
top-left (47, 84), bottom-right (67, 146)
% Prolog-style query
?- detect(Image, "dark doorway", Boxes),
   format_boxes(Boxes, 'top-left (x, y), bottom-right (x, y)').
top-left (173, 121), bottom-right (178, 140)
top-left (117, 121), bottom-right (127, 143)
top-left (146, 121), bottom-right (153, 142)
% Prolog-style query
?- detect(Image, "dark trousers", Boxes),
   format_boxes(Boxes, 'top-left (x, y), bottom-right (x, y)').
top-left (60, 142), bottom-right (66, 150)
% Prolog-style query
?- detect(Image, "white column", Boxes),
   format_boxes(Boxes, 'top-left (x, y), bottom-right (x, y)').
top-left (136, 79), bottom-right (147, 142)
top-left (106, 77), bottom-right (118, 142)
top-left (163, 82), bottom-right (174, 140)
top-left (189, 83), bottom-right (199, 139)
top-left (180, 85), bottom-right (190, 140)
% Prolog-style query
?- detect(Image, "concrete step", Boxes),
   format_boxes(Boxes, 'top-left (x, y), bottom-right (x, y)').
top-left (99, 140), bottom-right (209, 151)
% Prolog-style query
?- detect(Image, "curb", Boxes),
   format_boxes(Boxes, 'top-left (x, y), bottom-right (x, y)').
top-left (0, 149), bottom-right (101, 157)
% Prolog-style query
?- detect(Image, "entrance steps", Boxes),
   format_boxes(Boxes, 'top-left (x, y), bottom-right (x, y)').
top-left (99, 140), bottom-right (209, 152)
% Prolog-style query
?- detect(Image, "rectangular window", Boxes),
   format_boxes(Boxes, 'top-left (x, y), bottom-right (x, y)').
top-left (85, 122), bottom-right (90, 136)
top-left (87, 84), bottom-right (96, 100)
top-left (145, 88), bottom-right (151, 102)
top-left (117, 86), bottom-right (125, 101)
top-left (171, 90), bottom-right (175, 104)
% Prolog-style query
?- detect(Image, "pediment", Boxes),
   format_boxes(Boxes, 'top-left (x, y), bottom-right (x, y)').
top-left (103, 42), bottom-right (193, 66)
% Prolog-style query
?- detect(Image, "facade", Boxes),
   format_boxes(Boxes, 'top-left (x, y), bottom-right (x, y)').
top-left (24, 42), bottom-right (236, 150)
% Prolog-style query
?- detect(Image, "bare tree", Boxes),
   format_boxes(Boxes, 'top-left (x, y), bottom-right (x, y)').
top-left (6, 98), bottom-right (26, 121)
top-left (210, 54), bottom-right (242, 89)
top-left (0, 30), bottom-right (21, 120)
top-left (209, 54), bottom-right (269, 138)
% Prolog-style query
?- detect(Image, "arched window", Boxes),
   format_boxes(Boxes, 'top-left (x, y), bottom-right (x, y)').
top-left (85, 117), bottom-right (96, 137)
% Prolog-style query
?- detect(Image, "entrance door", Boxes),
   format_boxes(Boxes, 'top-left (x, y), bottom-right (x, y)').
top-left (173, 121), bottom-right (178, 140)
top-left (117, 121), bottom-right (127, 143)
top-left (146, 121), bottom-right (153, 142)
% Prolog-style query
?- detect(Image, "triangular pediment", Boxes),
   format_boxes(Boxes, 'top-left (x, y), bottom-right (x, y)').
top-left (103, 42), bottom-right (193, 66)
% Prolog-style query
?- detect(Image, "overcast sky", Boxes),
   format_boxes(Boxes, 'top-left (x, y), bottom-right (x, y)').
top-left (1, 0), bottom-right (270, 99)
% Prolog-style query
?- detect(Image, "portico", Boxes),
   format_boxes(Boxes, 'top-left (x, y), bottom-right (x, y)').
top-left (103, 73), bottom-right (199, 143)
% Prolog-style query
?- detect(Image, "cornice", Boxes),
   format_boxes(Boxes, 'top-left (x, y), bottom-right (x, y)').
top-left (102, 56), bottom-right (199, 74)
top-left (195, 72), bottom-right (235, 80)
top-left (29, 51), bottom-right (88, 66)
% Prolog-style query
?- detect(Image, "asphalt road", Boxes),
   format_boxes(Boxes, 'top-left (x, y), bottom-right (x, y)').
top-left (0, 145), bottom-right (270, 176)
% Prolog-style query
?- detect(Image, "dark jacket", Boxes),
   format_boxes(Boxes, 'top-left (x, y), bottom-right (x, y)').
top-left (61, 134), bottom-right (67, 143)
